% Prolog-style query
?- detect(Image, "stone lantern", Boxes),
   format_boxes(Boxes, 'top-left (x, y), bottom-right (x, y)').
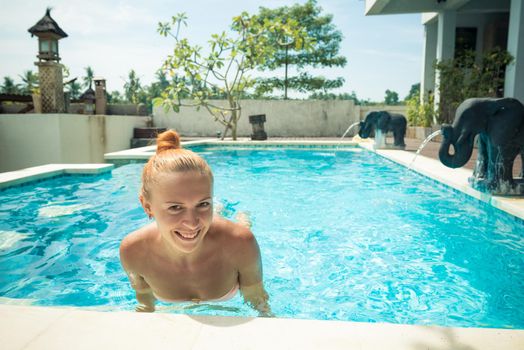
top-left (28, 8), bottom-right (68, 113)
top-left (80, 87), bottom-right (96, 114)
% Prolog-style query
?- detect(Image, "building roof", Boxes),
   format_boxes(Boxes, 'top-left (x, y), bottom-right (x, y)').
top-left (365, 0), bottom-right (510, 16)
top-left (28, 8), bottom-right (68, 38)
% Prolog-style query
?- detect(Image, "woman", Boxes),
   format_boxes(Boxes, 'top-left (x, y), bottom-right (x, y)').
top-left (119, 130), bottom-right (271, 315)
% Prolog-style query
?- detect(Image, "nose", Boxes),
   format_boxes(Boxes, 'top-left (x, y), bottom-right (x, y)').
top-left (182, 209), bottom-right (200, 229)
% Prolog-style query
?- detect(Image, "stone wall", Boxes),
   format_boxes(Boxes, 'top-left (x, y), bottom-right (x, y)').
top-left (154, 100), bottom-right (407, 138)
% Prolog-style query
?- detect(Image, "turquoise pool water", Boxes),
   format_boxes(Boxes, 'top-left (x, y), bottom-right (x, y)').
top-left (0, 146), bottom-right (523, 328)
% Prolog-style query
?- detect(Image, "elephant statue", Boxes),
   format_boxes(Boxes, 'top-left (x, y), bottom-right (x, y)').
top-left (358, 111), bottom-right (407, 149)
top-left (439, 97), bottom-right (524, 195)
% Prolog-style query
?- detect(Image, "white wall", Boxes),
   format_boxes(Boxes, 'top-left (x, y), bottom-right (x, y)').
top-left (154, 100), bottom-right (407, 138)
top-left (0, 114), bottom-right (148, 172)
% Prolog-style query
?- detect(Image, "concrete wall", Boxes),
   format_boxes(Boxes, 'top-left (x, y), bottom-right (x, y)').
top-left (0, 114), bottom-right (148, 172)
top-left (154, 100), bottom-right (407, 137)
top-left (69, 103), bottom-right (148, 116)
top-left (0, 103), bottom-right (28, 114)
top-left (357, 105), bottom-right (407, 120)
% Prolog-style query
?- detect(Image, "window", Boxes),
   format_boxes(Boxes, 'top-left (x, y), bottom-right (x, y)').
top-left (40, 40), bottom-right (50, 53)
top-left (455, 27), bottom-right (477, 60)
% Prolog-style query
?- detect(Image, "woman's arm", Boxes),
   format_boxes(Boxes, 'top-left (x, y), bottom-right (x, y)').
top-left (241, 281), bottom-right (272, 316)
top-left (129, 273), bottom-right (157, 312)
top-left (120, 236), bottom-right (157, 312)
top-left (236, 228), bottom-right (273, 317)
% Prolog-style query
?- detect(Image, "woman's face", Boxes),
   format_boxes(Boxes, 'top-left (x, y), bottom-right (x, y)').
top-left (142, 170), bottom-right (213, 254)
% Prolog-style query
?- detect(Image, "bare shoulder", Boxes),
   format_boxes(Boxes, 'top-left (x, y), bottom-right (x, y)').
top-left (119, 223), bottom-right (156, 270)
top-left (213, 216), bottom-right (256, 242)
top-left (212, 216), bottom-right (260, 263)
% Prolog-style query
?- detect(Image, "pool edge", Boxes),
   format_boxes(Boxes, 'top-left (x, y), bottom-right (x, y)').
top-left (2, 304), bottom-right (523, 350)
top-left (0, 164), bottom-right (114, 190)
top-left (359, 142), bottom-right (524, 221)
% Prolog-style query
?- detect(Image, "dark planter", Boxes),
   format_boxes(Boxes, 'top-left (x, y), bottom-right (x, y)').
top-left (133, 127), bottom-right (167, 139)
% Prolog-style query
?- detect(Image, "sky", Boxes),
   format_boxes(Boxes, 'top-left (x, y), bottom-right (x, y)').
top-left (0, 0), bottom-right (424, 102)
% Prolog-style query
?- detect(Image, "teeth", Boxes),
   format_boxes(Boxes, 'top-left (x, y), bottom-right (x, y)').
top-left (176, 229), bottom-right (199, 239)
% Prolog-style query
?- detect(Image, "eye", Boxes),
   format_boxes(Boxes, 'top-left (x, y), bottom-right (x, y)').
top-left (168, 205), bottom-right (182, 211)
top-left (198, 201), bottom-right (211, 209)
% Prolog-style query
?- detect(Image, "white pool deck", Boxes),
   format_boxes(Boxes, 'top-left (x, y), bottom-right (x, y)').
top-left (1, 304), bottom-right (523, 350)
top-left (1, 138), bottom-right (523, 349)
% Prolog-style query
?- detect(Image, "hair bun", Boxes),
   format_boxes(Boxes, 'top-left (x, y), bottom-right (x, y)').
top-left (156, 130), bottom-right (181, 153)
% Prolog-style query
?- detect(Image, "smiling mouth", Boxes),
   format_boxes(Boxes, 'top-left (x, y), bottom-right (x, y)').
top-left (173, 229), bottom-right (201, 241)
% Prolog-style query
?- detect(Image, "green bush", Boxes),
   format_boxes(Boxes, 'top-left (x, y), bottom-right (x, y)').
top-left (435, 48), bottom-right (513, 124)
top-left (406, 93), bottom-right (434, 127)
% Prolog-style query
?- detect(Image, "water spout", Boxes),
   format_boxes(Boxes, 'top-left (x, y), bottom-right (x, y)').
top-left (336, 122), bottom-right (360, 151)
top-left (373, 129), bottom-right (387, 149)
top-left (409, 129), bottom-right (442, 168)
top-left (340, 122), bottom-right (360, 141)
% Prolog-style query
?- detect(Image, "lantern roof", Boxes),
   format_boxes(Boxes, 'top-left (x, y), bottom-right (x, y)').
top-left (80, 87), bottom-right (96, 101)
top-left (28, 8), bottom-right (68, 39)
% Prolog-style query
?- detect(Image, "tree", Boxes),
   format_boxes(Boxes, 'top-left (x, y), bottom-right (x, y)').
top-left (67, 80), bottom-right (82, 100)
top-left (143, 70), bottom-right (171, 112)
top-left (0, 77), bottom-right (21, 94)
top-left (108, 90), bottom-right (125, 103)
top-left (149, 70), bottom-right (170, 97)
top-left (404, 83), bottom-right (420, 101)
top-left (83, 66), bottom-right (94, 89)
top-left (253, 0), bottom-right (346, 98)
top-left (123, 69), bottom-right (143, 104)
top-left (384, 89), bottom-right (399, 105)
top-left (19, 70), bottom-right (39, 94)
top-left (155, 12), bottom-right (310, 140)
top-left (308, 90), bottom-right (361, 104)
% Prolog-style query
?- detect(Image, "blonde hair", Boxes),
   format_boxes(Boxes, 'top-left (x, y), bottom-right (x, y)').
top-left (141, 130), bottom-right (213, 199)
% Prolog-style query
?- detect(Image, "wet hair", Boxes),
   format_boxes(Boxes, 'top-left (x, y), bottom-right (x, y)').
top-left (141, 130), bottom-right (213, 199)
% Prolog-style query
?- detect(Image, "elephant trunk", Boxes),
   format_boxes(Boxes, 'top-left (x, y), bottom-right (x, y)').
top-left (438, 124), bottom-right (475, 168)
top-left (358, 121), bottom-right (369, 138)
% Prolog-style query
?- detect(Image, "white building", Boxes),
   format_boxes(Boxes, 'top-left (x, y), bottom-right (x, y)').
top-left (365, 0), bottom-right (524, 105)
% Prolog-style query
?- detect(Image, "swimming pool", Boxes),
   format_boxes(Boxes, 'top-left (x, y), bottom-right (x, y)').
top-left (0, 146), bottom-right (523, 329)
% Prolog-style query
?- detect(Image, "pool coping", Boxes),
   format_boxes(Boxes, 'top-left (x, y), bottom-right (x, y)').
top-left (1, 304), bottom-right (523, 350)
top-left (0, 163), bottom-right (114, 190)
top-left (358, 143), bottom-right (524, 222)
top-left (2, 138), bottom-right (524, 349)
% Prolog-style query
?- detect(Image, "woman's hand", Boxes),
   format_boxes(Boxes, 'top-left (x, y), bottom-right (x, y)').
top-left (135, 289), bottom-right (156, 313)
top-left (241, 282), bottom-right (274, 317)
